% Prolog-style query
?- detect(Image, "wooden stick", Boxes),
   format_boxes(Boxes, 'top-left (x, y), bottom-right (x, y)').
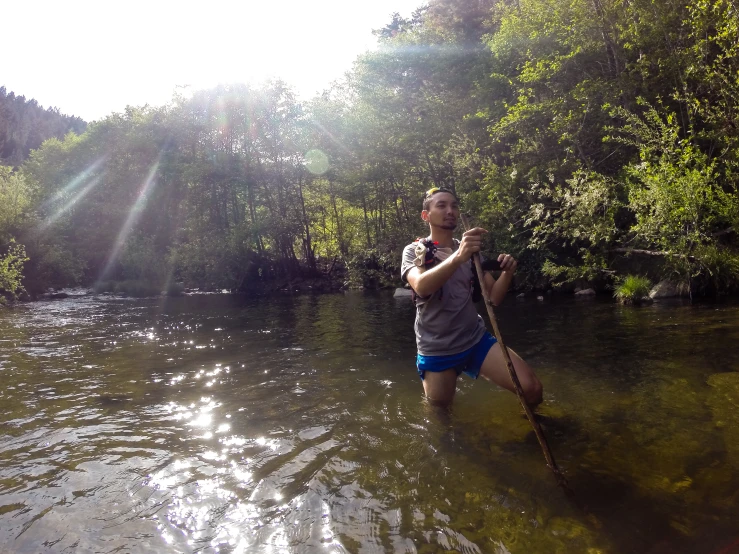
top-left (461, 213), bottom-right (568, 489)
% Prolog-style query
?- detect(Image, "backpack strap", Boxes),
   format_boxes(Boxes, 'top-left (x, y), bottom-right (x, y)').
top-left (410, 237), bottom-right (443, 305)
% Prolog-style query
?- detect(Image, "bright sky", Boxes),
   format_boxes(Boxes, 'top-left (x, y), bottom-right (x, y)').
top-left (4, 0), bottom-right (423, 122)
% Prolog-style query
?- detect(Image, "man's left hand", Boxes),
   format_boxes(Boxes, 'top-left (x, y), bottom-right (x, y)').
top-left (497, 254), bottom-right (517, 273)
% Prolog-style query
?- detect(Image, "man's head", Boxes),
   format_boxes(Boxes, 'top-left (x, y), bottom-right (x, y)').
top-left (421, 187), bottom-right (459, 231)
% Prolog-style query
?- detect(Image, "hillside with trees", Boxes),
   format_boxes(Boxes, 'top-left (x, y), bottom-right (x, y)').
top-left (1, 0), bottom-right (738, 301)
top-left (0, 87), bottom-right (86, 167)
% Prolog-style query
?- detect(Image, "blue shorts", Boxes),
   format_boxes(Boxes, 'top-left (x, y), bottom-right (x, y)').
top-left (416, 332), bottom-right (497, 380)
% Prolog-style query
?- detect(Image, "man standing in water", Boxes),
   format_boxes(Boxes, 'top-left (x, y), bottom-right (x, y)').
top-left (401, 187), bottom-right (543, 407)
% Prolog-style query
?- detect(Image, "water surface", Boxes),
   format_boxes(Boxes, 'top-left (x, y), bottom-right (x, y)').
top-left (1, 292), bottom-right (739, 553)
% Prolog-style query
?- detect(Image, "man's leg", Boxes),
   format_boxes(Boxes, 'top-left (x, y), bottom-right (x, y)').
top-left (478, 343), bottom-right (543, 406)
top-left (422, 368), bottom-right (458, 407)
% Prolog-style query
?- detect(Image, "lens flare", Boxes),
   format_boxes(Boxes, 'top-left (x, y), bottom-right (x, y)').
top-left (36, 156), bottom-right (108, 232)
top-left (97, 151), bottom-right (162, 282)
top-left (304, 149), bottom-right (329, 175)
top-left (38, 175), bottom-right (102, 231)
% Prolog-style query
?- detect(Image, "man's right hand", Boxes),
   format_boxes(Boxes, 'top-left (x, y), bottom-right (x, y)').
top-left (455, 227), bottom-right (488, 263)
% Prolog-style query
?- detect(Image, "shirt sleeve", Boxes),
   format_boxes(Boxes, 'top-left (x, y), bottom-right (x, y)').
top-left (401, 243), bottom-right (417, 283)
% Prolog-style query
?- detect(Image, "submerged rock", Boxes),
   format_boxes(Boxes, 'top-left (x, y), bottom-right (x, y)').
top-left (707, 372), bottom-right (739, 468)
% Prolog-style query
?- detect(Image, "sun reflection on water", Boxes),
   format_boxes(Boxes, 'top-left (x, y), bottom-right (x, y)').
top-left (138, 362), bottom-right (356, 552)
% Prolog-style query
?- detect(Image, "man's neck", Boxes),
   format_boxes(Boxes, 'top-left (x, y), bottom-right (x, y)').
top-left (429, 226), bottom-right (455, 248)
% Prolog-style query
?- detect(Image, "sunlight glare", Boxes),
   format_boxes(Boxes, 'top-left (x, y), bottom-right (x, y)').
top-left (97, 151), bottom-right (163, 281)
top-left (37, 156), bottom-right (107, 231)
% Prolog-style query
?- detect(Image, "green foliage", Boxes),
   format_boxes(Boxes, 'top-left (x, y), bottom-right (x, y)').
top-left (0, 86), bottom-right (86, 166)
top-left (614, 275), bottom-right (652, 305)
top-left (120, 235), bottom-right (166, 283)
top-left (27, 243), bottom-right (86, 289)
top-left (617, 103), bottom-right (739, 283)
top-left (0, 166), bottom-right (31, 238)
top-left (0, 240), bottom-right (28, 302)
top-left (172, 224), bottom-right (265, 291)
top-left (7, 0), bottom-right (739, 297)
top-left (346, 249), bottom-right (397, 290)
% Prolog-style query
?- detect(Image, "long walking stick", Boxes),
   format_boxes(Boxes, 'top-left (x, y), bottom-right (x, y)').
top-left (461, 214), bottom-right (568, 489)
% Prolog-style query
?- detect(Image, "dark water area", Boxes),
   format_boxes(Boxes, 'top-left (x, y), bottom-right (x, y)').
top-left (1, 292), bottom-right (739, 553)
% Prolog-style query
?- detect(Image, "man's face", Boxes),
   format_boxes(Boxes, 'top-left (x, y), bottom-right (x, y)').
top-left (422, 192), bottom-right (459, 230)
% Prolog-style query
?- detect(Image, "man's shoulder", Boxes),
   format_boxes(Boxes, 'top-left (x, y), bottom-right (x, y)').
top-left (402, 239), bottom-right (422, 253)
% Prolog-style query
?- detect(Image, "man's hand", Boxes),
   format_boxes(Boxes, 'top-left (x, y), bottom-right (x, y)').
top-left (497, 253), bottom-right (518, 274)
top-left (455, 227), bottom-right (487, 263)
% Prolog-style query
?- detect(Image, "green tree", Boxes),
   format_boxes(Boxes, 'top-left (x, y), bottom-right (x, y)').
top-left (0, 240), bottom-right (28, 302)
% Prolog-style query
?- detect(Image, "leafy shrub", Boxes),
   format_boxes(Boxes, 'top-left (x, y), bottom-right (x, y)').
top-left (346, 248), bottom-right (396, 290)
top-left (171, 225), bottom-right (267, 290)
top-left (0, 239), bottom-right (28, 302)
top-left (121, 235), bottom-right (167, 283)
top-left (614, 275), bottom-right (652, 305)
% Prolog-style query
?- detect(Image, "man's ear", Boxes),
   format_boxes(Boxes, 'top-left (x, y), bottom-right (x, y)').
top-left (421, 210), bottom-right (429, 222)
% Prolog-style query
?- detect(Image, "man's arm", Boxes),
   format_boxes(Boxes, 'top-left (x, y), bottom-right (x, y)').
top-left (483, 254), bottom-right (518, 305)
top-left (406, 227), bottom-right (487, 298)
top-left (407, 255), bottom-right (463, 298)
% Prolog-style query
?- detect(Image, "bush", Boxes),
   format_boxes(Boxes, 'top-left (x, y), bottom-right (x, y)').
top-left (614, 275), bottom-right (652, 305)
top-left (346, 248), bottom-right (396, 290)
top-left (121, 235), bottom-right (167, 283)
top-left (0, 240), bottom-right (28, 302)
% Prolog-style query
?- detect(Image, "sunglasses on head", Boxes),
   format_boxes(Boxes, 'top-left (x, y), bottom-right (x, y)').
top-left (424, 187), bottom-right (455, 198)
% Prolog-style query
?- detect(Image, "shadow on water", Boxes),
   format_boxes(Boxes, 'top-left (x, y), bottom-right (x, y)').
top-left (1, 292), bottom-right (739, 553)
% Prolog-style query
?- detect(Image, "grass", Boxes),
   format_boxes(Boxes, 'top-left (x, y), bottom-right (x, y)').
top-left (614, 275), bottom-right (653, 305)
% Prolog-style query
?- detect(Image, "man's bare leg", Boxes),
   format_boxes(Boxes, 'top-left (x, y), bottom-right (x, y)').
top-left (422, 368), bottom-right (458, 407)
top-left (478, 343), bottom-right (543, 407)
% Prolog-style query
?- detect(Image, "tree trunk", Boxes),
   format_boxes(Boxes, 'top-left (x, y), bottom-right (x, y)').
top-left (297, 174), bottom-right (316, 271)
top-left (362, 193), bottom-right (371, 247)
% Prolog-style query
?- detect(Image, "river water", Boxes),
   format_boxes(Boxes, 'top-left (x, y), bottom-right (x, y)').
top-left (1, 292), bottom-right (738, 553)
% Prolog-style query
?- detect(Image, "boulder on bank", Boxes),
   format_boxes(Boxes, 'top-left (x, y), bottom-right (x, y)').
top-left (649, 280), bottom-right (690, 299)
top-left (393, 288), bottom-right (413, 298)
top-left (575, 288), bottom-right (596, 296)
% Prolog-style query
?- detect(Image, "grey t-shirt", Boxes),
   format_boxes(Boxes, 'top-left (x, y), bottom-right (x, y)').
top-left (401, 240), bottom-right (486, 356)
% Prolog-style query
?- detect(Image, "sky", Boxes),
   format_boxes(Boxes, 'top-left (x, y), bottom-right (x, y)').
top-left (4, 0), bottom-right (423, 122)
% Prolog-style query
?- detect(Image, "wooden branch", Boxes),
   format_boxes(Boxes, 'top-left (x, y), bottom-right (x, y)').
top-left (611, 247), bottom-right (696, 261)
top-left (461, 214), bottom-right (568, 489)
top-left (611, 247), bottom-right (671, 256)
top-left (713, 227), bottom-right (735, 238)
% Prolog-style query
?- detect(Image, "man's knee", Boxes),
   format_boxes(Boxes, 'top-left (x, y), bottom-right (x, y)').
top-left (424, 381), bottom-right (456, 407)
top-left (426, 391), bottom-right (455, 408)
top-left (422, 370), bottom-right (457, 407)
top-left (523, 377), bottom-right (543, 406)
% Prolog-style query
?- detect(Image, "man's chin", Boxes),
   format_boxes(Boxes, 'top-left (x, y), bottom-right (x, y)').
top-left (440, 222), bottom-right (457, 231)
